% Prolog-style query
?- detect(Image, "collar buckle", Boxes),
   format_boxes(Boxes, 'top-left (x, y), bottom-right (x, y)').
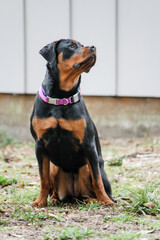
top-left (39, 86), bottom-right (81, 106)
top-left (48, 97), bottom-right (57, 105)
top-left (63, 98), bottom-right (69, 105)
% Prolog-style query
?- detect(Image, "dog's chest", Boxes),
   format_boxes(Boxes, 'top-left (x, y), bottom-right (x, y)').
top-left (32, 116), bottom-right (86, 172)
top-left (32, 117), bottom-right (86, 143)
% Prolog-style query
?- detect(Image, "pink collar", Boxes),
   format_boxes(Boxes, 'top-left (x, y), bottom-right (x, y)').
top-left (39, 86), bottom-right (81, 105)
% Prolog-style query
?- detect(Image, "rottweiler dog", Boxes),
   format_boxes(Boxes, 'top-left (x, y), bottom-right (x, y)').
top-left (30, 39), bottom-right (114, 207)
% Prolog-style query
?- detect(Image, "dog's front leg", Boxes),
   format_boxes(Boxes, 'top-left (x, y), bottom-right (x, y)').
top-left (32, 140), bottom-right (50, 207)
top-left (85, 144), bottom-right (114, 206)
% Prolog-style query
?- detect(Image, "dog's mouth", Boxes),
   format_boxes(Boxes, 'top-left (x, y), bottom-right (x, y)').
top-left (73, 54), bottom-right (96, 71)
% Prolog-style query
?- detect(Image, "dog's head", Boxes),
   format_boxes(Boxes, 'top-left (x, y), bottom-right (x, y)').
top-left (39, 39), bottom-right (96, 91)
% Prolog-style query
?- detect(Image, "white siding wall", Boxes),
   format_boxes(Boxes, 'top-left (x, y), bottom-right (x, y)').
top-left (72, 0), bottom-right (116, 96)
top-left (0, 0), bottom-right (160, 97)
top-left (26, 0), bottom-right (70, 93)
top-left (0, 0), bottom-right (24, 93)
top-left (117, 0), bottom-right (160, 97)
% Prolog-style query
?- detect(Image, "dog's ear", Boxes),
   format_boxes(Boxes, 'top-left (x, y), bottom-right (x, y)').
top-left (39, 40), bottom-right (60, 63)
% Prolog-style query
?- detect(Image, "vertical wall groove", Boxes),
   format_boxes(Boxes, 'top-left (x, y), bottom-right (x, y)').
top-left (115, 0), bottom-right (118, 96)
top-left (23, 0), bottom-right (27, 93)
top-left (69, 0), bottom-right (72, 38)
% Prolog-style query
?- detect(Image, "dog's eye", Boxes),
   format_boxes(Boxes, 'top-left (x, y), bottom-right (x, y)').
top-left (69, 44), bottom-right (76, 50)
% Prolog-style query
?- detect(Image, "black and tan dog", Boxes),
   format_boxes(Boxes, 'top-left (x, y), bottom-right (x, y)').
top-left (30, 39), bottom-right (114, 207)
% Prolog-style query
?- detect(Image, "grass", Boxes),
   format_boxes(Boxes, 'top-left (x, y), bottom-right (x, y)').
top-left (0, 176), bottom-right (17, 187)
top-left (42, 226), bottom-right (95, 240)
top-left (104, 213), bottom-right (137, 223)
top-left (104, 212), bottom-right (160, 230)
top-left (11, 206), bottom-right (46, 224)
top-left (11, 206), bottom-right (61, 225)
top-left (120, 185), bottom-right (160, 215)
top-left (107, 230), bottom-right (141, 240)
top-left (0, 220), bottom-right (8, 226)
top-left (107, 156), bottom-right (124, 166)
top-left (0, 137), bottom-right (160, 239)
top-left (78, 199), bottom-right (102, 211)
top-left (56, 226), bottom-right (95, 239)
top-left (144, 137), bottom-right (160, 150)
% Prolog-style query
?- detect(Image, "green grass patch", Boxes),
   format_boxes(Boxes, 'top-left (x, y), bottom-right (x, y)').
top-left (104, 213), bottom-right (136, 223)
top-left (104, 213), bottom-right (160, 229)
top-left (78, 200), bottom-right (102, 211)
top-left (11, 206), bottom-right (44, 224)
top-left (0, 176), bottom-right (17, 187)
top-left (0, 186), bottom-right (39, 207)
top-left (108, 230), bottom-right (141, 240)
top-left (121, 185), bottom-right (160, 215)
top-left (11, 206), bottom-right (60, 225)
top-left (107, 156), bottom-right (124, 166)
top-left (56, 226), bottom-right (95, 239)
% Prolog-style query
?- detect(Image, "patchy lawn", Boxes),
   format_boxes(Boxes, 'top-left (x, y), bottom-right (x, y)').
top-left (0, 133), bottom-right (160, 240)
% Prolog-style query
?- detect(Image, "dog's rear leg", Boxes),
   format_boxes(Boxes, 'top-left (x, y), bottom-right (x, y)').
top-left (32, 140), bottom-right (50, 207)
top-left (85, 144), bottom-right (114, 206)
top-left (99, 157), bottom-right (115, 202)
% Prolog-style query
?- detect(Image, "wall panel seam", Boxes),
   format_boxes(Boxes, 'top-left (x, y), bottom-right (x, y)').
top-left (23, 0), bottom-right (27, 93)
top-left (115, 0), bottom-right (118, 96)
top-left (69, 0), bottom-right (72, 38)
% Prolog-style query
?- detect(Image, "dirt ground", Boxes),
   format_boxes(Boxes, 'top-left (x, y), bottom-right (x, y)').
top-left (0, 137), bottom-right (160, 239)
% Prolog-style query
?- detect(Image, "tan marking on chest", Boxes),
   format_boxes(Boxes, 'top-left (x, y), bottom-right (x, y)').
top-left (32, 117), bottom-right (58, 139)
top-left (58, 118), bottom-right (86, 143)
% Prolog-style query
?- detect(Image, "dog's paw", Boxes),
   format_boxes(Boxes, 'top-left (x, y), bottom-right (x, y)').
top-left (32, 198), bottom-right (47, 207)
top-left (50, 197), bottom-right (60, 205)
top-left (50, 192), bottom-right (60, 204)
top-left (85, 198), bottom-right (98, 203)
top-left (101, 200), bottom-right (115, 207)
top-left (85, 198), bottom-right (115, 207)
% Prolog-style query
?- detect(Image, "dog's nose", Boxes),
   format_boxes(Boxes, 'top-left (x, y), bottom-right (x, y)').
top-left (89, 46), bottom-right (96, 51)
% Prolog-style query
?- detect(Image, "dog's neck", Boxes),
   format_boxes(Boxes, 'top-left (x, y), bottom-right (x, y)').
top-left (42, 65), bottom-right (81, 98)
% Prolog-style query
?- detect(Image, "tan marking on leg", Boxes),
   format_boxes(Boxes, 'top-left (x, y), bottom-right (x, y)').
top-left (86, 159), bottom-right (114, 206)
top-left (32, 117), bottom-right (58, 139)
top-left (50, 161), bottom-right (59, 189)
top-left (58, 118), bottom-right (86, 143)
top-left (49, 162), bottom-right (59, 203)
top-left (78, 165), bottom-right (94, 198)
top-left (32, 157), bottom-right (50, 207)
